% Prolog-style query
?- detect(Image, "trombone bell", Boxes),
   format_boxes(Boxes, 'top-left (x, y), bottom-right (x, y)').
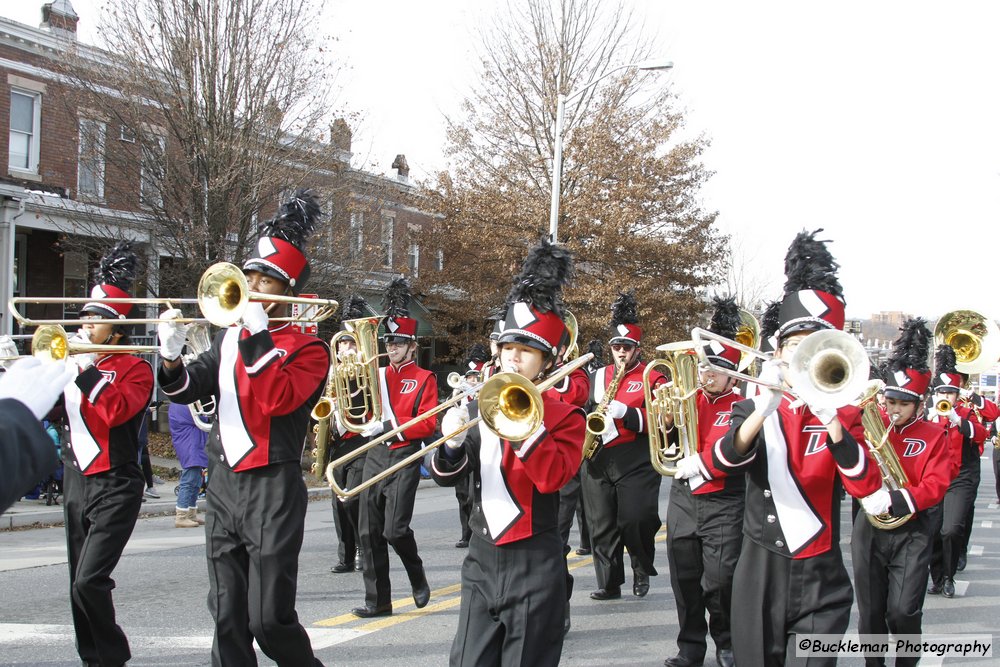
top-left (479, 373), bottom-right (543, 442)
top-left (32, 325), bottom-right (160, 361)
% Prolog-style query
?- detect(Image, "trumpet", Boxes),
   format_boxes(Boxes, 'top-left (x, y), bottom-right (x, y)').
top-left (326, 353), bottom-right (594, 499)
top-left (8, 262), bottom-right (338, 328)
top-left (647, 341), bottom-right (701, 476)
top-left (935, 399), bottom-right (952, 414)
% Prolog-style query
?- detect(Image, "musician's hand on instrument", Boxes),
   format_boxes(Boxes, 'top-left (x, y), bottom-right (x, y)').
top-left (157, 308), bottom-right (188, 361)
top-left (242, 302), bottom-right (269, 335)
top-left (751, 360), bottom-right (783, 417)
top-left (66, 331), bottom-right (96, 370)
top-left (361, 421), bottom-right (385, 438)
top-left (441, 404), bottom-right (470, 446)
top-left (674, 455), bottom-right (702, 480)
top-left (811, 405), bottom-right (838, 426)
top-left (861, 487), bottom-right (892, 516)
top-left (0, 357), bottom-right (76, 420)
top-left (607, 400), bottom-right (628, 420)
top-left (945, 408), bottom-right (962, 426)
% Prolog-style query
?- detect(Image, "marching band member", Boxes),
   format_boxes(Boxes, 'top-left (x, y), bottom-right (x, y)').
top-left (453, 343), bottom-right (491, 549)
top-left (61, 242), bottom-right (155, 667)
top-left (352, 277), bottom-right (437, 618)
top-left (716, 230), bottom-right (882, 667)
top-left (954, 376), bottom-right (998, 571)
top-left (328, 295), bottom-right (371, 574)
top-left (582, 291), bottom-right (664, 600)
top-left (0, 357), bottom-right (74, 513)
top-left (158, 191), bottom-right (330, 666)
top-left (663, 296), bottom-right (747, 667)
top-left (926, 345), bottom-right (986, 598)
top-left (432, 237), bottom-right (584, 666)
top-left (852, 319), bottom-right (950, 667)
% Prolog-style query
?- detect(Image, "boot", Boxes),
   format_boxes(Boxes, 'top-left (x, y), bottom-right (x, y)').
top-left (175, 507), bottom-right (199, 528)
top-left (188, 507), bottom-right (205, 526)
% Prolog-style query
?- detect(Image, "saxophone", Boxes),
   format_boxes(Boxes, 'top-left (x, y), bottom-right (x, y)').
top-left (311, 362), bottom-right (337, 482)
top-left (581, 362), bottom-right (626, 461)
top-left (859, 384), bottom-right (911, 530)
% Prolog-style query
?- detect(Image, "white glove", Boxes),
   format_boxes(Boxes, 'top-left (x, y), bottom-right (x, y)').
top-left (751, 360), bottom-right (784, 417)
top-left (157, 308), bottom-right (188, 361)
top-left (362, 420), bottom-right (385, 439)
top-left (0, 357), bottom-right (76, 419)
top-left (673, 454), bottom-right (702, 480)
top-left (441, 403), bottom-right (470, 442)
top-left (68, 331), bottom-right (96, 370)
top-left (945, 409), bottom-right (962, 426)
top-left (924, 407), bottom-right (939, 421)
top-left (861, 487), bottom-right (892, 516)
top-left (242, 302), bottom-right (269, 335)
top-left (811, 405), bottom-right (838, 426)
top-left (607, 400), bottom-right (628, 420)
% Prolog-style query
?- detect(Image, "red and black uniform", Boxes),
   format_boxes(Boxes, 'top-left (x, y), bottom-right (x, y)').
top-left (328, 384), bottom-right (370, 571)
top-left (969, 394), bottom-right (1000, 503)
top-left (957, 393), bottom-right (998, 565)
top-left (716, 397), bottom-right (882, 666)
top-left (665, 387), bottom-right (745, 665)
top-left (928, 404), bottom-right (987, 588)
top-left (358, 360), bottom-right (438, 610)
top-left (852, 415), bottom-right (950, 667)
top-left (548, 364), bottom-right (591, 553)
top-left (159, 323), bottom-right (329, 667)
top-left (582, 360), bottom-right (664, 592)
top-left (432, 393), bottom-right (585, 666)
top-left (62, 353), bottom-right (153, 667)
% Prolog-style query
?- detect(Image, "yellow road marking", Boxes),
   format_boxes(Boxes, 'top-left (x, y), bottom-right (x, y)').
top-left (357, 595), bottom-right (464, 631)
top-left (314, 583), bottom-right (462, 627)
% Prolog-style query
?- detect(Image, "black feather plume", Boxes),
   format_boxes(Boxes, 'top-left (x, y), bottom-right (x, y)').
top-left (96, 241), bottom-right (138, 291)
top-left (341, 295), bottom-right (368, 321)
top-left (488, 304), bottom-right (508, 322)
top-left (759, 300), bottom-right (782, 339)
top-left (783, 229), bottom-right (842, 297)
top-left (505, 237), bottom-right (574, 316)
top-left (383, 277), bottom-right (411, 318)
top-left (609, 290), bottom-right (639, 327)
top-left (709, 296), bottom-right (741, 339)
top-left (465, 343), bottom-right (490, 366)
top-left (887, 318), bottom-right (931, 373)
top-left (870, 361), bottom-right (887, 382)
top-left (259, 188), bottom-right (321, 250)
top-left (586, 339), bottom-right (605, 372)
top-left (933, 344), bottom-right (958, 376)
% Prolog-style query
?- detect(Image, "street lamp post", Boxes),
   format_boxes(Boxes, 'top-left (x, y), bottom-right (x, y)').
top-left (548, 60), bottom-right (673, 244)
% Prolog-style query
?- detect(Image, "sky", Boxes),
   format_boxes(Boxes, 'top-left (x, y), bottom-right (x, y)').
top-left (4, 0), bottom-right (999, 321)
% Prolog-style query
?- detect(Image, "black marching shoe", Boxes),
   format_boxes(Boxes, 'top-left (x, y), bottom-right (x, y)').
top-left (956, 553), bottom-right (967, 571)
top-left (589, 586), bottom-right (621, 601)
top-left (351, 604), bottom-right (392, 618)
top-left (633, 572), bottom-right (650, 597)
top-left (716, 648), bottom-right (735, 667)
top-left (412, 578), bottom-right (431, 609)
top-left (942, 578), bottom-right (956, 598)
top-left (354, 547), bottom-right (363, 571)
top-left (455, 539), bottom-right (469, 548)
top-left (575, 546), bottom-right (591, 556)
top-left (330, 561), bottom-right (354, 574)
top-left (663, 655), bottom-right (703, 667)
top-left (927, 580), bottom-right (943, 595)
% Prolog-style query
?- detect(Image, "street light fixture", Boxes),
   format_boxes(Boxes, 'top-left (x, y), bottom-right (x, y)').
top-left (548, 60), bottom-right (673, 243)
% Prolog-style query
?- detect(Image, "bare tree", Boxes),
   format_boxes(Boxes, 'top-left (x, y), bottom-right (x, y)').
top-left (717, 235), bottom-right (780, 314)
top-left (417, 0), bottom-right (724, 357)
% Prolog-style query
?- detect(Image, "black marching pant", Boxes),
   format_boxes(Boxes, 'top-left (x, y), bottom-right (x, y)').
top-left (731, 539), bottom-right (854, 667)
top-left (558, 467), bottom-right (587, 551)
top-left (450, 530), bottom-right (566, 667)
top-left (665, 480), bottom-right (744, 662)
top-left (581, 440), bottom-right (661, 590)
top-left (993, 444), bottom-right (1000, 502)
top-left (63, 463), bottom-right (144, 667)
top-left (359, 443), bottom-right (426, 609)
top-left (852, 511), bottom-right (934, 667)
top-left (205, 460), bottom-right (321, 667)
top-left (930, 463), bottom-right (979, 584)
top-left (455, 474), bottom-right (473, 543)
top-left (330, 443), bottom-right (367, 565)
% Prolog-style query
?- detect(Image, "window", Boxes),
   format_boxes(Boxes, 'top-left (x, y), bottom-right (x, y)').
top-left (140, 134), bottom-right (166, 207)
top-left (77, 118), bottom-right (106, 198)
top-left (379, 214), bottom-right (394, 268)
top-left (349, 212), bottom-right (363, 259)
top-left (407, 243), bottom-right (420, 277)
top-left (9, 89), bottom-right (41, 173)
top-left (119, 125), bottom-right (136, 142)
top-left (13, 234), bottom-right (26, 298)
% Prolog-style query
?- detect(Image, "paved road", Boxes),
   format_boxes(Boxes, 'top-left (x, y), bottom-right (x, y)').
top-left (1, 458), bottom-right (998, 666)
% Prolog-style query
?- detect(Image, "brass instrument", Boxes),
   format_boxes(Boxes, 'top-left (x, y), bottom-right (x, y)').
top-left (691, 327), bottom-right (870, 410)
top-left (735, 309), bottom-right (761, 373)
top-left (935, 399), bottom-right (952, 414)
top-left (934, 309), bottom-right (1000, 374)
top-left (322, 317), bottom-right (384, 433)
top-left (581, 362), bottom-right (626, 460)
top-left (310, 364), bottom-right (337, 481)
top-left (8, 261), bottom-right (338, 328)
top-left (858, 381), bottom-right (910, 529)
top-left (563, 310), bottom-right (579, 361)
top-left (26, 325), bottom-right (159, 361)
top-left (647, 341), bottom-right (701, 476)
top-left (326, 353), bottom-right (595, 499)
top-left (182, 323), bottom-right (216, 433)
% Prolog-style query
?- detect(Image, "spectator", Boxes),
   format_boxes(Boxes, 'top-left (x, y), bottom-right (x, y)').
top-left (168, 402), bottom-right (209, 528)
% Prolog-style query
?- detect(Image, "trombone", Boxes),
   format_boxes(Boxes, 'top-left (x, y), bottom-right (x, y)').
top-left (326, 353), bottom-right (594, 499)
top-left (8, 262), bottom-right (339, 328)
top-left (20, 324), bottom-right (160, 361)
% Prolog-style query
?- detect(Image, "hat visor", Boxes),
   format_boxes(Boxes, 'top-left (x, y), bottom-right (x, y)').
top-left (243, 262), bottom-right (290, 287)
top-left (497, 333), bottom-right (551, 355)
top-left (883, 388), bottom-right (919, 402)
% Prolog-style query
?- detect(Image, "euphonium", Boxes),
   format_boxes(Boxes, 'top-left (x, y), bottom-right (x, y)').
top-left (933, 309), bottom-right (1000, 375)
top-left (327, 317), bottom-right (384, 433)
top-left (581, 362), bottom-right (626, 461)
top-left (646, 342), bottom-right (701, 476)
top-left (858, 382), bottom-right (911, 530)
top-left (182, 323), bottom-right (216, 433)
